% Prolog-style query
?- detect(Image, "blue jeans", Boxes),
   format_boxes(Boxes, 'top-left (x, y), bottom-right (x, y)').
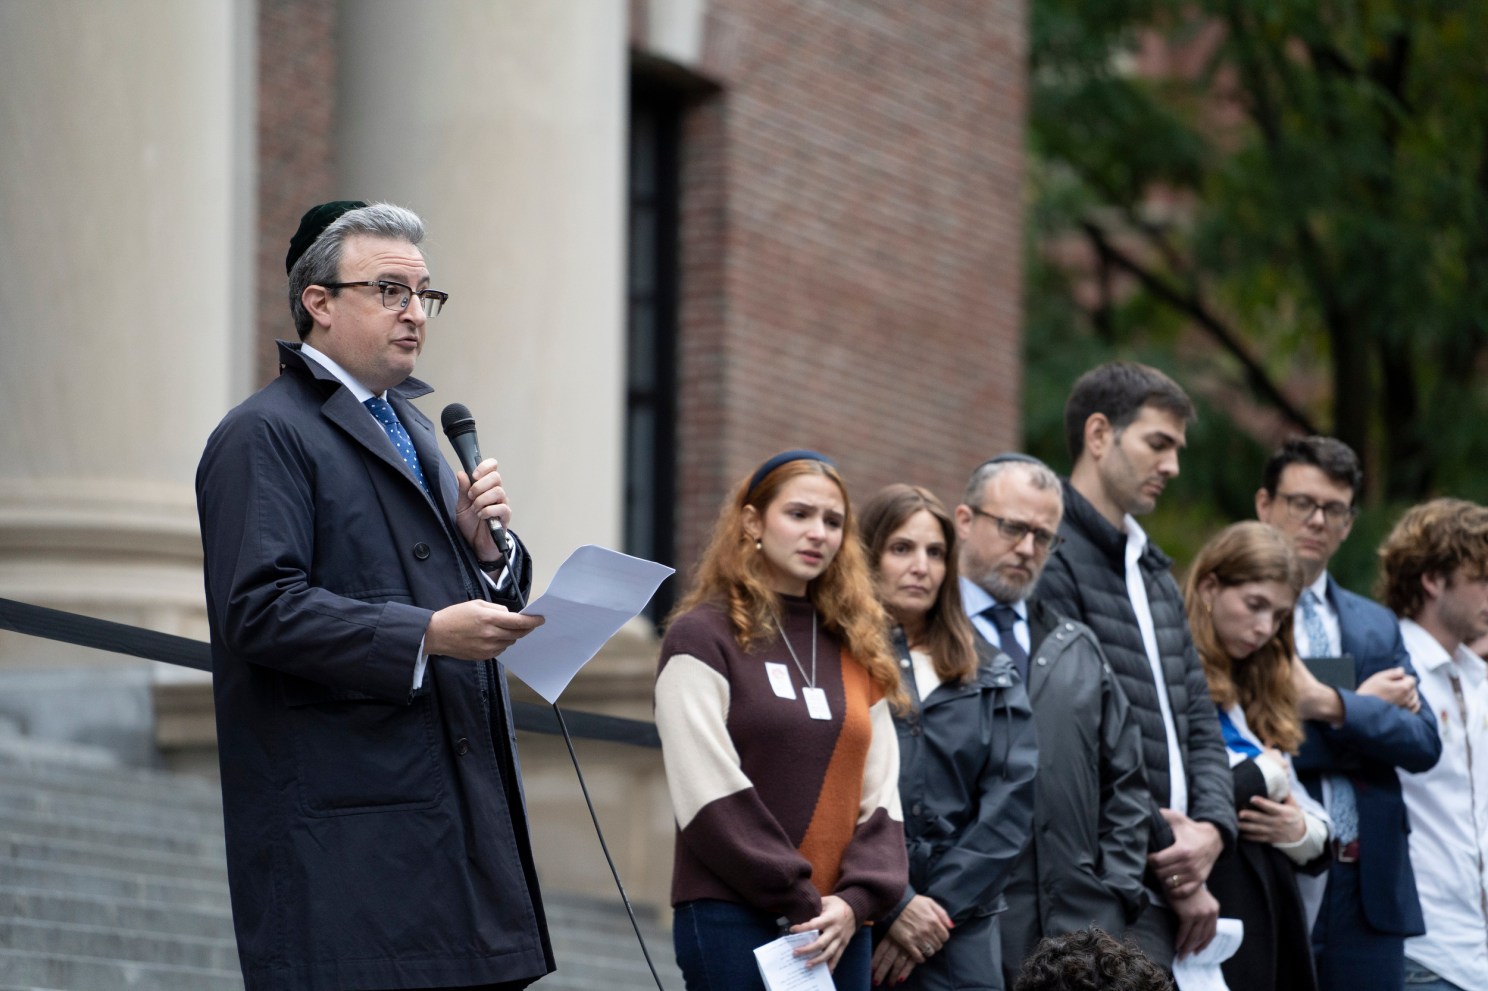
top-left (1402, 957), bottom-right (1468, 991)
top-left (673, 899), bottom-right (872, 991)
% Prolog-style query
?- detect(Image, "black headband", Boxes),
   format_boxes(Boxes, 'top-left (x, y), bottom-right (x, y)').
top-left (747, 449), bottom-right (836, 494)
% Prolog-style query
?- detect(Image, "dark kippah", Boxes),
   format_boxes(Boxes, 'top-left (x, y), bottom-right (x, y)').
top-left (285, 200), bottom-right (368, 274)
top-left (747, 449), bottom-right (836, 495)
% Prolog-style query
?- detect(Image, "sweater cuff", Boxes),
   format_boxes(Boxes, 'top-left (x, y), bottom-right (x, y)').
top-left (834, 887), bottom-right (874, 930)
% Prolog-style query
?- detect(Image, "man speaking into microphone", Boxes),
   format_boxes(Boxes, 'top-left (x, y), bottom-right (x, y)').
top-left (196, 201), bottom-right (552, 991)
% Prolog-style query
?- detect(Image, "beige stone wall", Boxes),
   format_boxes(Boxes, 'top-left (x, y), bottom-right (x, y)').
top-left (0, 1), bottom-right (255, 662)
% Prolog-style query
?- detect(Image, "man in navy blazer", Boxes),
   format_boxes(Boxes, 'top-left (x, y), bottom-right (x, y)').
top-left (1255, 437), bottom-right (1441, 991)
top-left (197, 202), bottom-right (553, 991)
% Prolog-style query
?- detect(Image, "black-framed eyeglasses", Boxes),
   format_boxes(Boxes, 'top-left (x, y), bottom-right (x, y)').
top-left (320, 280), bottom-right (448, 318)
top-left (1276, 492), bottom-right (1356, 529)
top-left (969, 507), bottom-right (1063, 551)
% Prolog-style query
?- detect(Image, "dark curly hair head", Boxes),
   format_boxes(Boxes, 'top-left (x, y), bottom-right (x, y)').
top-left (1014, 928), bottom-right (1173, 991)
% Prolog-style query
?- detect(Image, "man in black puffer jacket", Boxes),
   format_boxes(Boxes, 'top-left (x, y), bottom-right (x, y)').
top-left (1034, 362), bottom-right (1237, 969)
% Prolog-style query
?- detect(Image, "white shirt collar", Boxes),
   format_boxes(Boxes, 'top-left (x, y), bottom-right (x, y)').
top-left (1306, 570), bottom-right (1330, 603)
top-left (299, 342), bottom-right (382, 403)
top-left (1399, 616), bottom-right (1481, 678)
top-left (1122, 514), bottom-right (1148, 565)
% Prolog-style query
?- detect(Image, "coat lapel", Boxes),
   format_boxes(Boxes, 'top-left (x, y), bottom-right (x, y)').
top-left (1326, 575), bottom-right (1365, 663)
top-left (390, 392), bottom-right (457, 520)
top-left (320, 388), bottom-right (430, 498)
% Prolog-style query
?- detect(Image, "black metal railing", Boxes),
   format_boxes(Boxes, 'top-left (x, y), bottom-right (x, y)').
top-left (0, 596), bottom-right (660, 749)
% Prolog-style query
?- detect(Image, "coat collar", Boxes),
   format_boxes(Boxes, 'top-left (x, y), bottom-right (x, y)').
top-left (893, 626), bottom-right (1015, 710)
top-left (1059, 478), bottom-right (1172, 572)
top-left (276, 340), bottom-right (444, 509)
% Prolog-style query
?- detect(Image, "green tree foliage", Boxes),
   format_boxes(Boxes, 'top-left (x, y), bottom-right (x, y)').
top-left (1025, 0), bottom-right (1488, 585)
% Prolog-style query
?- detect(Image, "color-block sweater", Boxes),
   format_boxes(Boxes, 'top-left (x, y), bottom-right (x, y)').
top-left (654, 595), bottom-right (907, 927)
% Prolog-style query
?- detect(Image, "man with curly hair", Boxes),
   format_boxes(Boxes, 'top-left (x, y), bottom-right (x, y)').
top-left (1380, 499), bottom-right (1488, 991)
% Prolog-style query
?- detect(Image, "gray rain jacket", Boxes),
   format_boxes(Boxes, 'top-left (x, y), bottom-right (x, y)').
top-left (997, 600), bottom-right (1150, 983)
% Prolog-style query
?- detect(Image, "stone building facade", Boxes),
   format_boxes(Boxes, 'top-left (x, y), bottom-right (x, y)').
top-left (0, 0), bottom-right (1025, 910)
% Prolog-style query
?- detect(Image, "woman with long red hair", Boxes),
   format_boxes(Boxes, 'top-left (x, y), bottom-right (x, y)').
top-left (655, 450), bottom-right (908, 990)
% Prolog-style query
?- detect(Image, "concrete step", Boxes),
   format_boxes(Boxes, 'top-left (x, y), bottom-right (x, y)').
top-left (0, 949), bottom-right (243, 991)
top-left (0, 885), bottom-right (234, 940)
top-left (0, 831), bottom-right (228, 884)
top-left (0, 760), bottom-right (224, 813)
top-left (535, 895), bottom-right (684, 990)
top-left (0, 858), bottom-right (229, 911)
top-left (0, 917), bottom-right (239, 972)
top-left (0, 808), bottom-right (226, 861)
top-left (0, 782), bottom-right (226, 836)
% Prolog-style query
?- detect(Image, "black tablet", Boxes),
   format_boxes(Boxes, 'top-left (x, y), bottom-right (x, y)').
top-left (1304, 654), bottom-right (1356, 691)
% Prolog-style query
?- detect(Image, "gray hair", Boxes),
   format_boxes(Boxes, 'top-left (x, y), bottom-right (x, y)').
top-left (962, 457), bottom-right (1063, 509)
top-left (288, 203), bottom-right (426, 339)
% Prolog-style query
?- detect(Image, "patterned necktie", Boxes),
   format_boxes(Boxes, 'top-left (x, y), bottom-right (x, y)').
top-left (987, 603), bottom-right (1029, 681)
top-left (364, 397), bottom-right (430, 493)
top-left (1301, 588), bottom-right (1359, 844)
top-left (1299, 589), bottom-right (1331, 657)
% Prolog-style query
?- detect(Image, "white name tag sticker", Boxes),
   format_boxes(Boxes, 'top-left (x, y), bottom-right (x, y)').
top-left (765, 662), bottom-right (797, 699)
top-left (803, 687), bottom-right (831, 720)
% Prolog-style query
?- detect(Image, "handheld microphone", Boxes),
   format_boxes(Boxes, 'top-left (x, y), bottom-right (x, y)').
top-left (441, 403), bottom-right (510, 573)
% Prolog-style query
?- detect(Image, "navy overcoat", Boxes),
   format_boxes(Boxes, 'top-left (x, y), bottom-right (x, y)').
top-left (197, 342), bottom-right (552, 991)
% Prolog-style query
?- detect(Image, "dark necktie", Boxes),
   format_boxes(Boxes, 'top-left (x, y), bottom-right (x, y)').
top-left (987, 603), bottom-right (1029, 681)
top-left (364, 397), bottom-right (430, 493)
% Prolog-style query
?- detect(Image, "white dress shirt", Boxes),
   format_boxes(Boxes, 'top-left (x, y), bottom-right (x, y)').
top-left (1124, 515), bottom-right (1187, 816)
top-left (1399, 617), bottom-right (1488, 991)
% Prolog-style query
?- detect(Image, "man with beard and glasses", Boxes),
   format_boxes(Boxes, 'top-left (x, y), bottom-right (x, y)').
top-left (955, 453), bottom-right (1149, 984)
top-left (1036, 363), bottom-right (1236, 969)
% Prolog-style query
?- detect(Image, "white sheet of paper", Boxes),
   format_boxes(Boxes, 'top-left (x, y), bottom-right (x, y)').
top-left (497, 545), bottom-right (674, 704)
top-left (753, 931), bottom-right (835, 991)
top-left (1171, 917), bottom-right (1244, 991)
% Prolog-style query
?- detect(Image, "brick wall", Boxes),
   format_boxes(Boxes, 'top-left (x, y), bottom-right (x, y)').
top-left (255, 0), bottom-right (338, 386)
top-left (668, 0), bottom-right (1028, 579)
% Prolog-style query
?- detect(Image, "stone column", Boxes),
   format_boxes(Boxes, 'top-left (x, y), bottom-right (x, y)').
top-left (0, 1), bottom-right (255, 757)
top-left (335, 1), bottom-right (671, 906)
top-left (336, 0), bottom-right (628, 580)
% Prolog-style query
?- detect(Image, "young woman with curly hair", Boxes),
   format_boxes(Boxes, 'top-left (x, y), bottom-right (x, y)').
top-left (1183, 521), bottom-right (1332, 991)
top-left (655, 450), bottom-right (907, 990)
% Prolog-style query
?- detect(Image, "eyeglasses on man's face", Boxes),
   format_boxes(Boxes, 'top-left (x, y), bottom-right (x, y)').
top-left (320, 280), bottom-right (448, 318)
top-left (1276, 492), bottom-right (1356, 529)
top-left (968, 506), bottom-right (1063, 552)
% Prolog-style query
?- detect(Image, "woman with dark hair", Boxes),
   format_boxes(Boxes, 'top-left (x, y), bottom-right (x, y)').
top-left (859, 483), bottom-right (1038, 989)
top-left (1183, 521), bottom-right (1331, 991)
top-left (655, 451), bottom-right (909, 990)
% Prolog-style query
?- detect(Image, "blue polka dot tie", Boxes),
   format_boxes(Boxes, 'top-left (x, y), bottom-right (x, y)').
top-left (364, 397), bottom-right (430, 493)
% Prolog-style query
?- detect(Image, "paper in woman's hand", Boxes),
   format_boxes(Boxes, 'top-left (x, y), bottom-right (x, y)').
top-left (753, 931), bottom-right (835, 991)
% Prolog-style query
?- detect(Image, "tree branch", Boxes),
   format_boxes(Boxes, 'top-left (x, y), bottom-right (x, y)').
top-left (1080, 219), bottom-right (1319, 435)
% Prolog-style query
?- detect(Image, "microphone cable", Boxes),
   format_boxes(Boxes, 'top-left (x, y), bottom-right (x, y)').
top-left (553, 701), bottom-right (668, 990)
top-left (502, 573), bottom-right (668, 989)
